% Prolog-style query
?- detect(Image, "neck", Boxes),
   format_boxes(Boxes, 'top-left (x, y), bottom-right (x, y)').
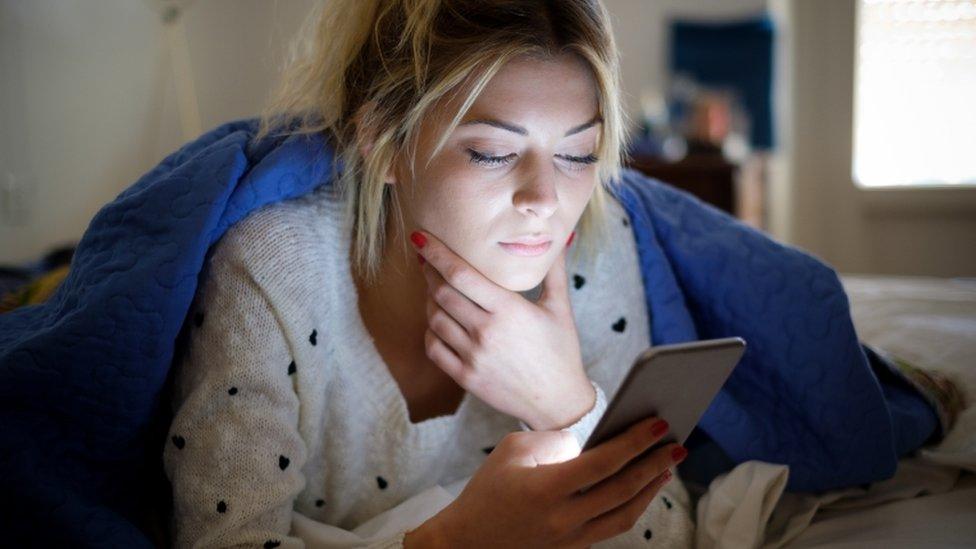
top-left (352, 216), bottom-right (430, 371)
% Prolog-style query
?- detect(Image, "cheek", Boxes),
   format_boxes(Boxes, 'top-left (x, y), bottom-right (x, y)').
top-left (407, 169), bottom-right (504, 245)
top-left (547, 172), bottom-right (598, 229)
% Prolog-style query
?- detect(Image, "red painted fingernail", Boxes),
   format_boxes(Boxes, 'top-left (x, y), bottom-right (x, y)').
top-left (671, 446), bottom-right (688, 463)
top-left (416, 253), bottom-right (425, 265)
top-left (566, 231), bottom-right (576, 246)
top-left (651, 419), bottom-right (669, 437)
top-left (410, 231), bottom-right (427, 249)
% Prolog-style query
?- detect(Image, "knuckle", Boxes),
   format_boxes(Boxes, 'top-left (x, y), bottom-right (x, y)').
top-left (629, 434), bottom-right (649, 455)
top-left (636, 416), bottom-right (660, 433)
top-left (470, 325), bottom-right (485, 347)
top-left (445, 264), bottom-right (468, 287)
top-left (429, 310), bottom-right (446, 332)
top-left (470, 325), bottom-right (487, 347)
top-left (472, 322), bottom-right (496, 347)
top-left (641, 459), bottom-right (667, 483)
top-left (455, 366), bottom-right (475, 387)
top-left (432, 285), bottom-right (452, 304)
top-left (630, 464), bottom-right (649, 488)
top-left (590, 455), bottom-right (612, 480)
top-left (613, 479), bottom-right (635, 503)
top-left (463, 348), bottom-right (481, 370)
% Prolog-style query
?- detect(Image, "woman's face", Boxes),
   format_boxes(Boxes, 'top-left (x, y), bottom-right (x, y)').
top-left (390, 52), bottom-right (602, 292)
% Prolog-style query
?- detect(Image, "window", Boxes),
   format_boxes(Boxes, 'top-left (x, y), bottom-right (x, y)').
top-left (853, 0), bottom-right (976, 188)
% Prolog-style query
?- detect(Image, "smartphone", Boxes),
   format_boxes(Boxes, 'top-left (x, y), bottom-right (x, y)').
top-left (578, 336), bottom-right (747, 488)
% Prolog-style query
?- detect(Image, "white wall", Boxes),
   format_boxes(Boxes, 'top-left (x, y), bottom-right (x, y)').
top-left (0, 0), bottom-right (315, 264)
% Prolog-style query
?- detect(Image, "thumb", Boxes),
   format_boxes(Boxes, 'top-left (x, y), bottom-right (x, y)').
top-left (538, 232), bottom-right (573, 311)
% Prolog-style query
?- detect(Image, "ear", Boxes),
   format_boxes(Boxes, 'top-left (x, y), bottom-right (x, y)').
top-left (354, 101), bottom-right (398, 186)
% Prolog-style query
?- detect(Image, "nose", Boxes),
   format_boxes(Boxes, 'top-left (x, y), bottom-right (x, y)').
top-left (512, 156), bottom-right (558, 219)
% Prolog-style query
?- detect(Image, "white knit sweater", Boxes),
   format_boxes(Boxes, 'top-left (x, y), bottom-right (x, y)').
top-left (163, 183), bottom-right (694, 548)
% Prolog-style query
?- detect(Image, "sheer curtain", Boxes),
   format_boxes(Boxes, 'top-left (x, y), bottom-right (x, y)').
top-left (853, 0), bottom-right (976, 187)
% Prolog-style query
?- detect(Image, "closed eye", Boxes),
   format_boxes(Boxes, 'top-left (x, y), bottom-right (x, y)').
top-left (466, 148), bottom-right (517, 167)
top-left (466, 149), bottom-right (599, 170)
top-left (556, 153), bottom-right (599, 165)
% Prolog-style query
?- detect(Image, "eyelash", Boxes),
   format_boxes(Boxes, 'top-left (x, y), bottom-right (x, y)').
top-left (466, 148), bottom-right (599, 171)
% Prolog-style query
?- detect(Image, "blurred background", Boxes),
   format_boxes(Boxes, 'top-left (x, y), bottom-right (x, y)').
top-left (1, 0), bottom-right (975, 302)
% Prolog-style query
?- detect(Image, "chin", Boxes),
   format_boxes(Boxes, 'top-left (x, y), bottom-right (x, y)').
top-left (485, 265), bottom-right (548, 293)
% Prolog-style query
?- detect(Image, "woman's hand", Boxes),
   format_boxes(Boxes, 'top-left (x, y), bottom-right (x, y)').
top-left (421, 416), bottom-right (686, 548)
top-left (411, 229), bottom-right (594, 431)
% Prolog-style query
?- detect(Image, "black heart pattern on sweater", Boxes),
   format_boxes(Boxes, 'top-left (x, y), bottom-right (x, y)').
top-left (573, 274), bottom-right (586, 289)
top-left (622, 217), bottom-right (629, 227)
top-left (376, 476), bottom-right (388, 489)
top-left (217, 500), bottom-right (227, 513)
top-left (481, 446), bottom-right (495, 455)
top-left (309, 329), bottom-right (318, 345)
top-left (287, 360), bottom-right (296, 375)
top-left (315, 499), bottom-right (325, 507)
top-left (663, 495), bottom-right (672, 509)
top-left (263, 540), bottom-right (281, 549)
top-left (279, 455), bottom-right (290, 470)
top-left (644, 529), bottom-right (652, 540)
top-left (171, 435), bottom-right (185, 450)
top-left (612, 317), bottom-right (627, 332)
top-left (228, 387), bottom-right (238, 395)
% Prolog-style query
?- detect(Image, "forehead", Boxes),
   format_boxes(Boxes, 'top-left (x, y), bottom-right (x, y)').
top-left (454, 53), bottom-right (600, 134)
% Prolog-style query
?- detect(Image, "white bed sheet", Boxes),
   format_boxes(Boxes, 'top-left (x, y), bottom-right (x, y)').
top-left (784, 475), bottom-right (976, 548)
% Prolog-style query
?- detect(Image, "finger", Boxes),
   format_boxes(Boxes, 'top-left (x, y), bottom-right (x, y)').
top-left (553, 416), bottom-right (672, 496)
top-left (570, 469), bottom-right (671, 546)
top-left (565, 440), bottom-right (679, 525)
top-left (411, 230), bottom-right (509, 312)
top-left (423, 263), bottom-right (490, 333)
top-left (426, 295), bottom-right (472, 360)
top-left (424, 328), bottom-right (467, 383)
top-left (538, 242), bottom-right (570, 312)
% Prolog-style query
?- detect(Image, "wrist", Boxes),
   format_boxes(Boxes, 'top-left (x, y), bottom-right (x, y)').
top-left (524, 376), bottom-right (596, 431)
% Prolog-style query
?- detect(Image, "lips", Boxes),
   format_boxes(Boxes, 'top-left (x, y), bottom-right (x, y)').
top-left (500, 234), bottom-right (552, 245)
top-left (498, 240), bottom-right (552, 257)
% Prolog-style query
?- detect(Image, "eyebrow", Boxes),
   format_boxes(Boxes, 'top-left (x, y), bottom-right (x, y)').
top-left (458, 115), bottom-right (602, 137)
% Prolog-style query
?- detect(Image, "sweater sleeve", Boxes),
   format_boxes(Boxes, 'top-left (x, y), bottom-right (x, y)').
top-left (164, 242), bottom-right (417, 549)
top-left (517, 378), bottom-right (608, 450)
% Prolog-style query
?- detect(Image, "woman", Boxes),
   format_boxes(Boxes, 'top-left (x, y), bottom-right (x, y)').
top-left (164, 0), bottom-right (695, 547)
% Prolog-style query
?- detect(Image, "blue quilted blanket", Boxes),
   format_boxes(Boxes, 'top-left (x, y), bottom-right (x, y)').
top-left (0, 118), bottom-right (939, 547)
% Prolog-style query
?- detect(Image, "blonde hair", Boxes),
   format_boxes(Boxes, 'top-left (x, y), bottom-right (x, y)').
top-left (255, 0), bottom-right (630, 284)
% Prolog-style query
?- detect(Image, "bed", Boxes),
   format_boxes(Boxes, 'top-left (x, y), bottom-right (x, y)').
top-left (693, 273), bottom-right (976, 548)
top-left (787, 273), bottom-right (976, 548)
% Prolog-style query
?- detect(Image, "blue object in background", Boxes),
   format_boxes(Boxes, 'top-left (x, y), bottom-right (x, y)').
top-left (670, 15), bottom-right (776, 150)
